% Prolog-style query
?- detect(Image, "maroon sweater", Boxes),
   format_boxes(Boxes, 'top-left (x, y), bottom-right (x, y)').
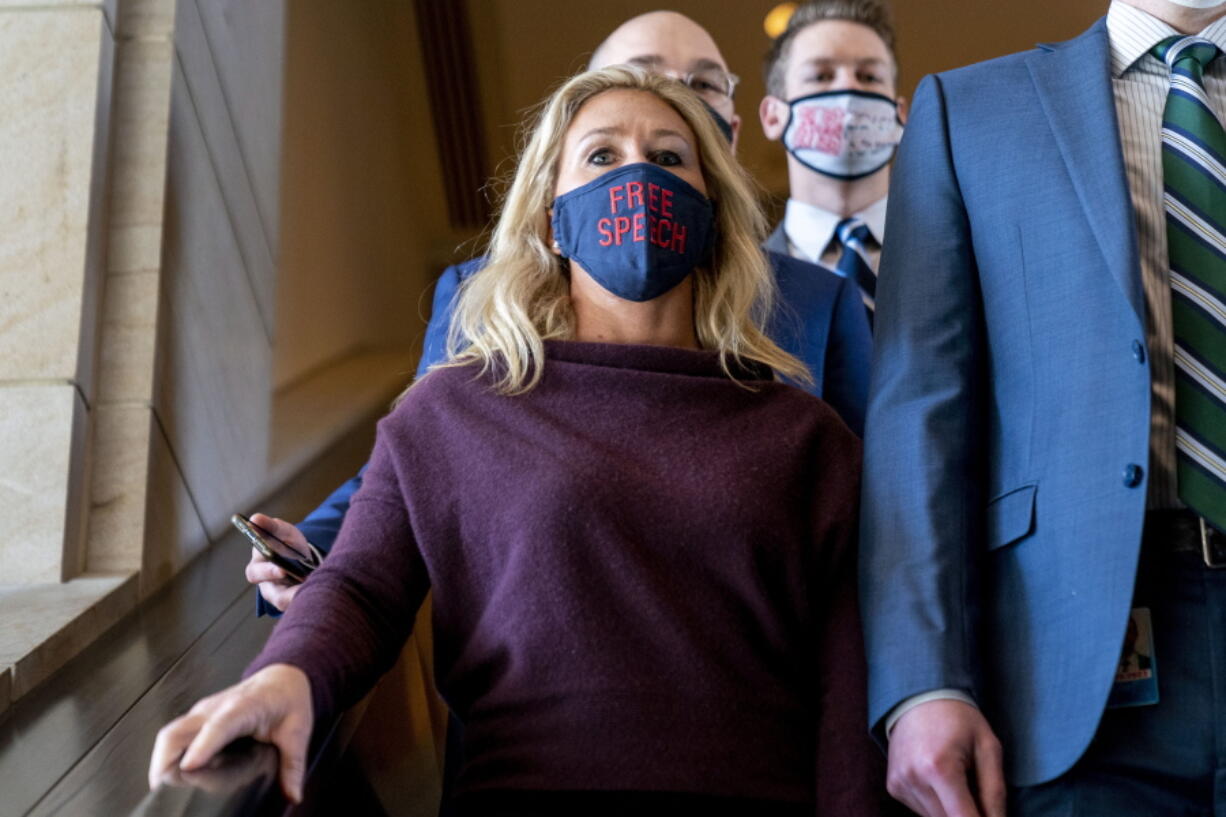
top-left (247, 341), bottom-right (881, 814)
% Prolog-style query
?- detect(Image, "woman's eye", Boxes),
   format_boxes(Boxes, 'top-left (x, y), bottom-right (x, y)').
top-left (587, 148), bottom-right (614, 165)
top-left (860, 73), bottom-right (884, 84)
top-left (652, 150), bottom-right (682, 167)
top-left (808, 73), bottom-right (834, 84)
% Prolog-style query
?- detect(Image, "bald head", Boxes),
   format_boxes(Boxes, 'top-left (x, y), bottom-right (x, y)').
top-left (588, 11), bottom-right (741, 147)
top-left (590, 11), bottom-right (727, 72)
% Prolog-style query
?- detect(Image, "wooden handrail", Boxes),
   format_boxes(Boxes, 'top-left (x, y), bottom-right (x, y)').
top-left (1, 421), bottom-right (379, 817)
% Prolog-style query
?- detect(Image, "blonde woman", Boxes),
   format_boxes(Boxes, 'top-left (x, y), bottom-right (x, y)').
top-left (149, 66), bottom-right (883, 817)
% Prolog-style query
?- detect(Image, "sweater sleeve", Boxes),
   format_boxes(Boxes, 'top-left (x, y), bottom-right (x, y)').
top-left (244, 422), bottom-right (430, 726)
top-left (811, 430), bottom-right (891, 817)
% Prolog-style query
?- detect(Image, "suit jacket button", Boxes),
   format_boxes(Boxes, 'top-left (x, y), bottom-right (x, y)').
top-left (1132, 340), bottom-right (1146, 364)
top-left (1123, 464), bottom-right (1144, 487)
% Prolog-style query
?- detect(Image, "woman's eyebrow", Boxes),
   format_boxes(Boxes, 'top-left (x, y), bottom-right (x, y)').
top-left (573, 126), bottom-right (691, 147)
top-left (575, 126), bottom-right (623, 143)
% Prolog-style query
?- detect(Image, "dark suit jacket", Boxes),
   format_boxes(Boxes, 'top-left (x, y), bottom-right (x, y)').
top-left (763, 221), bottom-right (790, 257)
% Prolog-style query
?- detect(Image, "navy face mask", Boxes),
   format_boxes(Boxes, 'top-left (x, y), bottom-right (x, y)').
top-left (551, 162), bottom-right (715, 302)
top-left (700, 99), bottom-right (735, 144)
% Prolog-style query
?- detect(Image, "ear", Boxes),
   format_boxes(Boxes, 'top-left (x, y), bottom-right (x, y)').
top-left (896, 95), bottom-right (909, 126)
top-left (759, 96), bottom-right (789, 141)
top-left (728, 113), bottom-right (743, 154)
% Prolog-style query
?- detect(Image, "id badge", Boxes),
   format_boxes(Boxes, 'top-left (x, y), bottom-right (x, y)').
top-left (1107, 607), bottom-right (1159, 708)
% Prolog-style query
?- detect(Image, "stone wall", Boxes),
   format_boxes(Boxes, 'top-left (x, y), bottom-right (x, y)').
top-left (0, 0), bottom-right (463, 715)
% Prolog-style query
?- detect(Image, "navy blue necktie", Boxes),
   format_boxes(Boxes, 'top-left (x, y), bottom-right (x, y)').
top-left (835, 217), bottom-right (877, 326)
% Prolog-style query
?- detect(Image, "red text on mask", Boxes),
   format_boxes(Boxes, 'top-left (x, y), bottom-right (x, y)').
top-left (597, 181), bottom-right (687, 252)
top-left (792, 105), bottom-right (846, 154)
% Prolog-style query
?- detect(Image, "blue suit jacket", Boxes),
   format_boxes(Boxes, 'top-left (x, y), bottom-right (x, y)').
top-left (860, 18), bottom-right (1151, 786)
top-left (257, 252), bottom-right (871, 616)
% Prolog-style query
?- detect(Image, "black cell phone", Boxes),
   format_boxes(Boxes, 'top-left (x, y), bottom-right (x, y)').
top-left (231, 513), bottom-right (319, 582)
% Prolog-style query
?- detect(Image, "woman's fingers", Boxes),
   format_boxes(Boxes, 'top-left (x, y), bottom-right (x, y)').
top-left (149, 712), bottom-right (206, 789)
top-left (172, 741), bottom-right (279, 794)
top-left (253, 665), bottom-right (314, 803)
top-left (179, 699), bottom-right (255, 771)
top-left (270, 712), bottom-right (311, 802)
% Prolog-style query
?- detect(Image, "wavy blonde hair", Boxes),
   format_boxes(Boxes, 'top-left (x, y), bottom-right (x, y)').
top-left (436, 65), bottom-right (810, 394)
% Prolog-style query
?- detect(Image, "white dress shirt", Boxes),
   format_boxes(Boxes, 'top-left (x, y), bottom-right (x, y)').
top-left (783, 195), bottom-right (888, 272)
top-left (1107, 1), bottom-right (1226, 509)
top-left (886, 3), bottom-right (1226, 737)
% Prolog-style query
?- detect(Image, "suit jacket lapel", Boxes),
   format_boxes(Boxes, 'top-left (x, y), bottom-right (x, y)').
top-left (1026, 17), bottom-right (1145, 325)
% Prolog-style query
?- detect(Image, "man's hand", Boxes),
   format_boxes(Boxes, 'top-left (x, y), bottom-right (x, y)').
top-left (886, 699), bottom-right (1006, 817)
top-left (244, 513), bottom-right (310, 612)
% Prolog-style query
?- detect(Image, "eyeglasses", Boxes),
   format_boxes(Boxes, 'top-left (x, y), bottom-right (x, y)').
top-left (678, 68), bottom-right (740, 103)
top-left (625, 60), bottom-right (741, 103)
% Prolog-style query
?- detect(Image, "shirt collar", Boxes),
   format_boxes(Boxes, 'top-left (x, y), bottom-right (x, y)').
top-left (858, 195), bottom-right (889, 244)
top-left (783, 195), bottom-right (888, 264)
top-left (1107, 1), bottom-right (1226, 78)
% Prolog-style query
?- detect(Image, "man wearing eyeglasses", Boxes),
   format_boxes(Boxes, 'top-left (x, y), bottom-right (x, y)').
top-left (246, 9), bottom-right (872, 616)
top-left (588, 11), bottom-right (743, 148)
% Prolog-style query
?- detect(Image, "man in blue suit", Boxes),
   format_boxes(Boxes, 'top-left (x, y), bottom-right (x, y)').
top-left (861, 1), bottom-right (1226, 815)
top-left (248, 10), bottom-right (872, 613)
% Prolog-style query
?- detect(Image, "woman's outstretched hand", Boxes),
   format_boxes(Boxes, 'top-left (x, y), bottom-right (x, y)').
top-left (148, 664), bottom-right (314, 804)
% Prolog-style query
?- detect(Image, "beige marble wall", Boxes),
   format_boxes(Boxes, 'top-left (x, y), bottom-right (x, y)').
top-left (85, 0), bottom-right (180, 583)
top-left (0, 386), bottom-right (88, 583)
top-left (0, 4), bottom-right (114, 582)
top-left (86, 0), bottom-right (285, 592)
top-left (151, 0), bottom-right (283, 556)
top-left (0, 0), bottom-right (117, 24)
top-left (0, 0), bottom-right (448, 709)
top-left (0, 7), bottom-right (112, 390)
top-left (172, 0), bottom-right (278, 333)
top-left (1, 0), bottom-right (285, 587)
top-left (1, 0), bottom-right (283, 706)
top-left (89, 402), bottom-right (209, 589)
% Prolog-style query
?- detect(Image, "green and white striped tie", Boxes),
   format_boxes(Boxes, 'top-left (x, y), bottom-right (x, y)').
top-left (1153, 36), bottom-right (1226, 533)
